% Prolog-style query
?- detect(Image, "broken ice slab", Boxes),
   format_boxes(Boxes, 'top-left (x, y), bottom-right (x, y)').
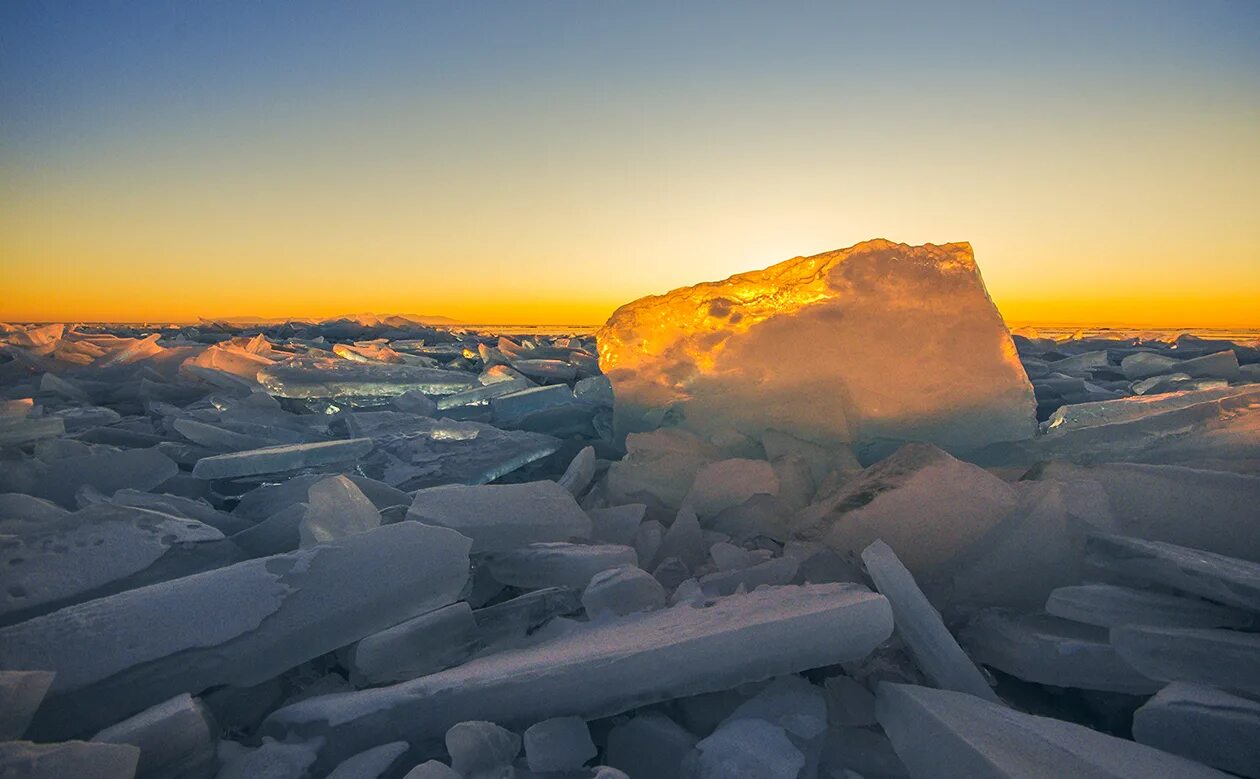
top-left (1084, 533), bottom-right (1260, 612)
top-left (1034, 462), bottom-right (1260, 561)
top-left (407, 480), bottom-right (592, 553)
top-left (1042, 384), bottom-right (1255, 434)
top-left (582, 564), bottom-right (667, 616)
top-left (261, 584), bottom-right (894, 771)
top-left (683, 458), bottom-right (780, 518)
top-left (597, 240), bottom-right (1036, 454)
top-left (793, 444), bottom-right (1018, 578)
top-left (485, 542), bottom-right (638, 590)
top-left (1, 522), bottom-right (471, 739)
top-left (433, 377), bottom-right (531, 410)
top-left (472, 586), bottom-right (584, 647)
top-left (819, 725), bottom-right (909, 779)
top-left (959, 609), bottom-right (1159, 694)
top-left (1120, 351), bottom-right (1182, 380)
top-left (698, 556), bottom-right (798, 596)
top-left (347, 602), bottom-right (479, 687)
top-left (1110, 625), bottom-right (1260, 696)
top-left (258, 358), bottom-right (476, 399)
top-left (91, 693), bottom-right (217, 779)
top-left (605, 712), bottom-right (697, 779)
top-left (689, 718), bottom-right (805, 779)
top-left (297, 474), bottom-right (380, 547)
top-left (0, 504), bottom-right (229, 626)
top-left (524, 717), bottom-right (597, 773)
top-left (0, 671), bottom-right (55, 740)
top-left (326, 741), bottom-right (409, 779)
top-left (928, 480), bottom-right (1110, 611)
top-left (490, 384), bottom-right (596, 435)
top-left (190, 437), bottom-right (373, 479)
top-left (0, 415), bottom-right (65, 447)
top-left (172, 418), bottom-right (275, 451)
top-left (875, 682), bottom-right (1229, 779)
top-left (557, 445), bottom-right (597, 496)
top-left (1132, 683), bottom-right (1260, 779)
top-left (861, 541), bottom-right (998, 702)
top-left (0, 740), bottom-right (141, 779)
top-left (32, 447), bottom-right (178, 508)
top-left (230, 471), bottom-right (409, 520)
top-left (445, 720), bottom-right (520, 777)
top-left (510, 358), bottom-right (578, 382)
top-left (1045, 584), bottom-right (1252, 630)
top-left (347, 411), bottom-right (560, 490)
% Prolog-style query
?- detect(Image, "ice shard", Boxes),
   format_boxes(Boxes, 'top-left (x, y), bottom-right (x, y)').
top-left (875, 682), bottom-right (1229, 778)
top-left (860, 541), bottom-right (997, 702)
top-left (1110, 625), bottom-right (1260, 695)
top-left (1084, 534), bottom-right (1260, 612)
top-left (1, 522), bottom-right (471, 738)
top-left (1045, 584), bottom-right (1252, 630)
top-left (258, 358), bottom-right (476, 399)
top-left (597, 239), bottom-right (1036, 455)
top-left (260, 584), bottom-right (893, 771)
top-left (190, 438), bottom-right (374, 479)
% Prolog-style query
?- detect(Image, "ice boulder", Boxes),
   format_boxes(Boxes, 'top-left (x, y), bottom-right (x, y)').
top-left (597, 239), bottom-right (1036, 456)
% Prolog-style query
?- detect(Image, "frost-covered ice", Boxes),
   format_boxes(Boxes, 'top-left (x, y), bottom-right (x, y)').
top-left (0, 303), bottom-right (1256, 776)
top-left (598, 240), bottom-right (1036, 454)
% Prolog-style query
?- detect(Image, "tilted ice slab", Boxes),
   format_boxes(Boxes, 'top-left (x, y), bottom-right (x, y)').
top-left (347, 411), bottom-right (560, 490)
top-left (0, 504), bottom-right (226, 625)
top-left (1132, 683), bottom-right (1260, 779)
top-left (191, 438), bottom-right (374, 479)
top-left (861, 540), bottom-right (998, 702)
top-left (1111, 625), bottom-right (1260, 696)
top-left (0, 522), bottom-right (471, 738)
top-left (959, 609), bottom-right (1159, 694)
top-left (875, 682), bottom-right (1230, 778)
top-left (261, 583), bottom-right (894, 771)
top-left (407, 480), bottom-right (592, 554)
top-left (258, 358), bottom-right (476, 399)
top-left (1084, 533), bottom-right (1260, 613)
top-left (1045, 584), bottom-right (1253, 630)
top-left (597, 239), bottom-right (1036, 454)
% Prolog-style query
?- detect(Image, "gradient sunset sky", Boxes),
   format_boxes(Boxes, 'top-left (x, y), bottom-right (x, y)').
top-left (3, 1), bottom-right (1258, 326)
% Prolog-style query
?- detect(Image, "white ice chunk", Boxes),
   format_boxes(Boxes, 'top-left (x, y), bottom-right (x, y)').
top-left (1132, 683), bottom-right (1260, 779)
top-left (91, 693), bottom-right (216, 779)
top-left (794, 444), bottom-right (1017, 577)
top-left (581, 565), bottom-right (667, 617)
top-left (487, 543), bottom-right (637, 590)
top-left (298, 475), bottom-right (381, 547)
top-left (959, 610), bottom-right (1158, 694)
top-left (0, 522), bottom-right (470, 738)
top-left (0, 671), bottom-right (55, 740)
top-left (445, 720), bottom-right (520, 777)
top-left (1046, 584), bottom-right (1252, 629)
top-left (682, 458), bottom-right (779, 518)
top-left (524, 716), bottom-right (596, 773)
top-left (861, 540), bottom-right (998, 702)
top-left (875, 682), bottom-right (1229, 778)
top-left (261, 584), bottom-right (893, 771)
top-left (402, 761), bottom-right (461, 779)
top-left (605, 429), bottom-right (717, 515)
top-left (347, 602), bottom-right (478, 686)
top-left (597, 239), bottom-right (1036, 454)
top-left (1111, 625), bottom-right (1260, 696)
top-left (407, 480), bottom-right (592, 553)
top-left (688, 718), bottom-right (804, 779)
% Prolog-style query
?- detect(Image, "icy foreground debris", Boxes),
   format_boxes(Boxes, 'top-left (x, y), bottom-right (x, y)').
top-left (1132, 683), bottom-right (1260, 779)
top-left (261, 584), bottom-right (893, 770)
top-left (0, 671), bottom-right (55, 740)
top-left (597, 239), bottom-right (1036, 454)
top-left (91, 693), bottom-right (217, 779)
top-left (875, 683), bottom-right (1230, 778)
top-left (0, 522), bottom-right (471, 738)
top-left (0, 740), bottom-right (141, 779)
top-left (861, 540), bottom-right (997, 702)
top-left (406, 480), bottom-right (592, 553)
top-left (1084, 534), bottom-right (1260, 612)
top-left (191, 438), bottom-right (374, 479)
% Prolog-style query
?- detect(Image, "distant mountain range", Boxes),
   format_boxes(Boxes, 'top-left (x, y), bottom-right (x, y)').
top-left (197, 313), bottom-right (462, 327)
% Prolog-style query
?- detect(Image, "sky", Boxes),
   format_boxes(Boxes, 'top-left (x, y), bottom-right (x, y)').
top-left (2, 1), bottom-right (1259, 326)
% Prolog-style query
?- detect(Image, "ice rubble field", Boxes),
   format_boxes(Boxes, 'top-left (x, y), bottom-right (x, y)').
top-left (1, 242), bottom-right (1260, 778)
